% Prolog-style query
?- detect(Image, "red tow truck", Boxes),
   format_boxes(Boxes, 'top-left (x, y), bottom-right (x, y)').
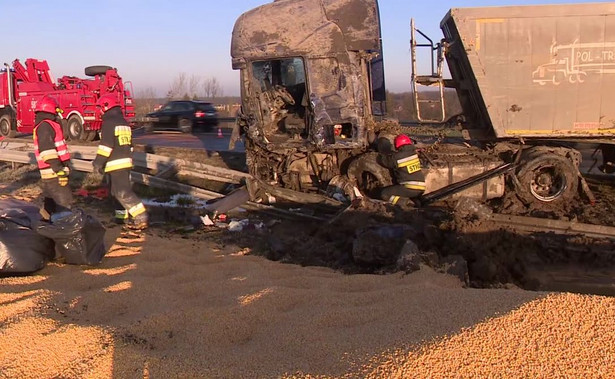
top-left (0, 58), bottom-right (135, 141)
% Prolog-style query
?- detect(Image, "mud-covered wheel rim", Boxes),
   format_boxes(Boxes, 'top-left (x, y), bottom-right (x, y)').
top-left (346, 152), bottom-right (393, 199)
top-left (360, 171), bottom-right (383, 196)
top-left (516, 152), bottom-right (578, 206)
top-left (528, 164), bottom-right (568, 202)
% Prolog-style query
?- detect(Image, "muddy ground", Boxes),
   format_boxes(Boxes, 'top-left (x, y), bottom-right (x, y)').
top-left (125, 171), bottom-right (615, 296)
top-left (2, 143), bottom-right (615, 297)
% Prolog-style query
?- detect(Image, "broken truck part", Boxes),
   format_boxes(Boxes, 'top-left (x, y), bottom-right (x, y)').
top-left (231, 0), bottom-right (615, 210)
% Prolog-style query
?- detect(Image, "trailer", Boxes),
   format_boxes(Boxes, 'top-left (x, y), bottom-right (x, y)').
top-left (434, 2), bottom-right (615, 141)
top-left (0, 59), bottom-right (135, 141)
top-left (230, 0), bottom-right (613, 210)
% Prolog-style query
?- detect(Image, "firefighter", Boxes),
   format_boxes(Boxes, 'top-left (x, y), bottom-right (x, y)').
top-left (92, 94), bottom-right (148, 229)
top-left (377, 134), bottom-right (426, 206)
top-left (33, 95), bottom-right (73, 219)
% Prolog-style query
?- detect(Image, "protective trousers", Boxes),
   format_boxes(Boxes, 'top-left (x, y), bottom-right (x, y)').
top-left (108, 169), bottom-right (146, 222)
top-left (380, 184), bottom-right (423, 205)
top-left (41, 177), bottom-right (73, 216)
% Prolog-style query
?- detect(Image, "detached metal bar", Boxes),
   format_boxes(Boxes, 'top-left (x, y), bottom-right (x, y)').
top-left (491, 213), bottom-right (615, 240)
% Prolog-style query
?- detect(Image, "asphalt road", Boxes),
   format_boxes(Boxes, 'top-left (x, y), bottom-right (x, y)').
top-left (132, 121), bottom-right (245, 152)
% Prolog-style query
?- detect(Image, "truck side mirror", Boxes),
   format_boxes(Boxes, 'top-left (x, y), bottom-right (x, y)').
top-left (232, 58), bottom-right (246, 70)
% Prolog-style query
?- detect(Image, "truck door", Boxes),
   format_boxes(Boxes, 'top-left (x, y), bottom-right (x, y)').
top-left (169, 101), bottom-right (192, 128)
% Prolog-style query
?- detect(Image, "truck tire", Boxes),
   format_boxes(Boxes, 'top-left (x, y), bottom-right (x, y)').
top-left (515, 153), bottom-right (578, 206)
top-left (0, 115), bottom-right (16, 138)
top-left (84, 130), bottom-right (98, 142)
top-left (347, 152), bottom-right (392, 198)
top-left (67, 116), bottom-right (84, 141)
top-left (84, 65), bottom-right (113, 76)
top-left (61, 119), bottom-right (70, 137)
top-left (178, 118), bottom-right (192, 133)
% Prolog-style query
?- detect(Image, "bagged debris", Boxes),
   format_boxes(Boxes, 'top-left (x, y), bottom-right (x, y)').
top-left (36, 209), bottom-right (107, 266)
top-left (228, 219), bottom-right (250, 232)
top-left (0, 208), bottom-right (55, 274)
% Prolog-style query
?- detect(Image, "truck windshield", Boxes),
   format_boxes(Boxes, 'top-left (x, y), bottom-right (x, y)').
top-left (250, 57), bottom-right (308, 142)
top-left (252, 57), bottom-right (306, 91)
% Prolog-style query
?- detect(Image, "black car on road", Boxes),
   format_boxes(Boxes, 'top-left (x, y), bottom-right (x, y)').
top-left (144, 100), bottom-right (219, 133)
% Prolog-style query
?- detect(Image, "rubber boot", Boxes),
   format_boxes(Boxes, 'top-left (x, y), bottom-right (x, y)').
top-left (114, 209), bottom-right (129, 225)
top-left (127, 213), bottom-right (149, 230)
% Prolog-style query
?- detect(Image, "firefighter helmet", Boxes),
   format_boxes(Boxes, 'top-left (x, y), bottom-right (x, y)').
top-left (96, 94), bottom-right (120, 110)
top-left (35, 95), bottom-right (62, 114)
top-left (394, 134), bottom-right (413, 149)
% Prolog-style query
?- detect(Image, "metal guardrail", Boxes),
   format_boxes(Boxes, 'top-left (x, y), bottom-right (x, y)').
top-left (491, 213), bottom-right (615, 240)
top-left (0, 142), bottom-right (331, 221)
top-left (0, 141), bottom-right (251, 183)
top-left (2, 143), bottom-right (615, 232)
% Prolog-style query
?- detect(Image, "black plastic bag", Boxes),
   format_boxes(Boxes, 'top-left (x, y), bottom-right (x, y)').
top-left (36, 209), bottom-right (107, 266)
top-left (0, 209), bottom-right (55, 274)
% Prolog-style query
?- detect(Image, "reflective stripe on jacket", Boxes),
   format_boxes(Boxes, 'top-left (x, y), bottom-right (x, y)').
top-left (400, 180), bottom-right (426, 190)
top-left (96, 107), bottom-right (134, 172)
top-left (379, 144), bottom-right (425, 187)
top-left (33, 119), bottom-right (70, 173)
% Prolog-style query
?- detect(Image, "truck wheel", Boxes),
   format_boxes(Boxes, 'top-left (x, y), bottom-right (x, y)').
top-left (347, 152), bottom-right (393, 198)
top-left (178, 118), bottom-right (192, 133)
top-left (84, 130), bottom-right (97, 142)
top-left (0, 115), bottom-right (16, 138)
top-left (67, 116), bottom-right (84, 141)
top-left (84, 65), bottom-right (113, 76)
top-left (61, 119), bottom-right (70, 137)
top-left (515, 153), bottom-right (578, 206)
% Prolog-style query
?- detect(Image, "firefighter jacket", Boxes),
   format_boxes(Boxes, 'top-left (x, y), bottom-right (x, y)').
top-left (378, 144), bottom-right (426, 191)
top-left (94, 107), bottom-right (133, 172)
top-left (33, 113), bottom-right (70, 179)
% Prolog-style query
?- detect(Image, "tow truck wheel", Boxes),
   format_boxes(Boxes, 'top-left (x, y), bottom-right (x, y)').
top-left (515, 153), bottom-right (578, 206)
top-left (0, 115), bottom-right (16, 138)
top-left (84, 130), bottom-right (97, 141)
top-left (84, 65), bottom-right (113, 76)
top-left (61, 119), bottom-right (70, 137)
top-left (67, 116), bottom-right (84, 141)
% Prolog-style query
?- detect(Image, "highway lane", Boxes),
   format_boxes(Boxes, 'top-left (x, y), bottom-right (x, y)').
top-left (132, 126), bottom-right (245, 152)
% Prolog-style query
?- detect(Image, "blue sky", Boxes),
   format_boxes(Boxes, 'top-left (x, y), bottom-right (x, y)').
top-left (1, 0), bottom-right (606, 96)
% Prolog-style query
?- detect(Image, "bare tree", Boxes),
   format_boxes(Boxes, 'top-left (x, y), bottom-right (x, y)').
top-left (188, 74), bottom-right (201, 100)
top-left (134, 86), bottom-right (159, 116)
top-left (202, 77), bottom-right (223, 99)
top-left (168, 72), bottom-right (188, 100)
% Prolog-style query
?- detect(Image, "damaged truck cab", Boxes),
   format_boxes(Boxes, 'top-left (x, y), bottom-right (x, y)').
top-left (233, 0), bottom-right (615, 211)
top-left (231, 0), bottom-right (385, 196)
